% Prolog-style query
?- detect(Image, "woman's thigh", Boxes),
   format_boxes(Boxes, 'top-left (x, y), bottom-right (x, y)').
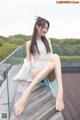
top-left (31, 68), bottom-right (43, 79)
top-left (45, 55), bottom-right (56, 81)
top-left (47, 69), bottom-right (55, 81)
top-left (31, 60), bottom-right (55, 80)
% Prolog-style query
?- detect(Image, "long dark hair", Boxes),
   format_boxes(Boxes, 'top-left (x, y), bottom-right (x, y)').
top-left (30, 17), bottom-right (51, 56)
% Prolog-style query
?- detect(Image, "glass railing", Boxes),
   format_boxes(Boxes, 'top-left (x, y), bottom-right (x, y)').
top-left (53, 45), bottom-right (80, 56)
top-left (53, 45), bottom-right (80, 66)
top-left (0, 44), bottom-right (80, 120)
top-left (0, 45), bottom-right (25, 120)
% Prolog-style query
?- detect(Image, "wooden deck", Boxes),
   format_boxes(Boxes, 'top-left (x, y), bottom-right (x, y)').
top-left (0, 65), bottom-right (64, 120)
top-left (0, 64), bottom-right (80, 120)
top-left (62, 72), bottom-right (80, 120)
top-left (10, 82), bottom-right (63, 120)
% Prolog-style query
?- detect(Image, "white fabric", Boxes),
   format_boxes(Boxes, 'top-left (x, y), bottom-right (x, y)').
top-left (13, 38), bottom-right (53, 82)
top-left (31, 38), bottom-right (53, 64)
top-left (13, 59), bottom-right (32, 81)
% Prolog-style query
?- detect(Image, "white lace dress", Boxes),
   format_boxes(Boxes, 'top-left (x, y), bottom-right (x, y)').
top-left (31, 39), bottom-right (53, 69)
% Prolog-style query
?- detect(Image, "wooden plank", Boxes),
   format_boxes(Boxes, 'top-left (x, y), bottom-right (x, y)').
top-left (62, 73), bottom-right (80, 120)
top-left (49, 112), bottom-right (64, 120)
top-left (10, 83), bottom-right (54, 120)
top-left (1, 66), bottom-right (80, 120)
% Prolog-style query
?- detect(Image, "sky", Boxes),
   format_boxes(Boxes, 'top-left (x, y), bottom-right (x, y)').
top-left (0, 0), bottom-right (80, 38)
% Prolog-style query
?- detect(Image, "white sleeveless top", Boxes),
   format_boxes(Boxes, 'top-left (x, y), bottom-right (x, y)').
top-left (31, 39), bottom-right (53, 64)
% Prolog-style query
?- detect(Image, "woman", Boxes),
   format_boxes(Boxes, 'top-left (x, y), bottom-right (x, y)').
top-left (13, 16), bottom-right (64, 117)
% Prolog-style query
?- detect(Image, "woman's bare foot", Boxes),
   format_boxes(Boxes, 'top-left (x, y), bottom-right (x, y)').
top-left (13, 97), bottom-right (26, 117)
top-left (56, 93), bottom-right (64, 112)
top-left (13, 87), bottom-right (31, 117)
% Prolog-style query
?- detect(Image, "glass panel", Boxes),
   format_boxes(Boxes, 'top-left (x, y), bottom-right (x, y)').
top-left (0, 45), bottom-right (25, 120)
top-left (53, 45), bottom-right (80, 66)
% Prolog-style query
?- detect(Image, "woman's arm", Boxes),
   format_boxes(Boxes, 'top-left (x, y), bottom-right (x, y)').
top-left (47, 38), bottom-right (53, 53)
top-left (13, 41), bottom-right (32, 81)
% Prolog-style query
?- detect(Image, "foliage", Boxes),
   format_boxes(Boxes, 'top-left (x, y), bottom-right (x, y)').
top-left (0, 34), bottom-right (80, 62)
top-left (0, 43), bottom-right (19, 61)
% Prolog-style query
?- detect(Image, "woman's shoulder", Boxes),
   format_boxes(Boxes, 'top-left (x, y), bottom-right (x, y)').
top-left (26, 40), bottom-right (31, 46)
top-left (26, 40), bottom-right (31, 44)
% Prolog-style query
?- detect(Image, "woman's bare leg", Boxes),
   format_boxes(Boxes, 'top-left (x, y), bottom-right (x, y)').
top-left (48, 54), bottom-right (64, 112)
top-left (13, 61), bottom-right (55, 117)
top-left (47, 69), bottom-right (55, 81)
top-left (13, 54), bottom-right (64, 116)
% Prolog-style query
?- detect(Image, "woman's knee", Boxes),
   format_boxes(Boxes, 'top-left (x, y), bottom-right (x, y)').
top-left (46, 61), bottom-right (54, 70)
top-left (52, 53), bottom-right (60, 61)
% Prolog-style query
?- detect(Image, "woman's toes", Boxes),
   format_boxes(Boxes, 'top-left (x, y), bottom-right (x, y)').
top-left (13, 101), bottom-right (25, 117)
top-left (56, 102), bottom-right (64, 112)
top-left (13, 107), bottom-right (22, 117)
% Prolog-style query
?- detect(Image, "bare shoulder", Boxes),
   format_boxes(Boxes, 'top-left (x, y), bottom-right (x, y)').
top-left (26, 40), bottom-right (31, 46)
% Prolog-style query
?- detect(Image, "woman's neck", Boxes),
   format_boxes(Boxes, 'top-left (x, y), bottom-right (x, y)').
top-left (36, 34), bottom-right (41, 41)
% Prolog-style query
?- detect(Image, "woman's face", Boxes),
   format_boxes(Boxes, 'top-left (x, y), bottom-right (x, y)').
top-left (37, 23), bottom-right (48, 36)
